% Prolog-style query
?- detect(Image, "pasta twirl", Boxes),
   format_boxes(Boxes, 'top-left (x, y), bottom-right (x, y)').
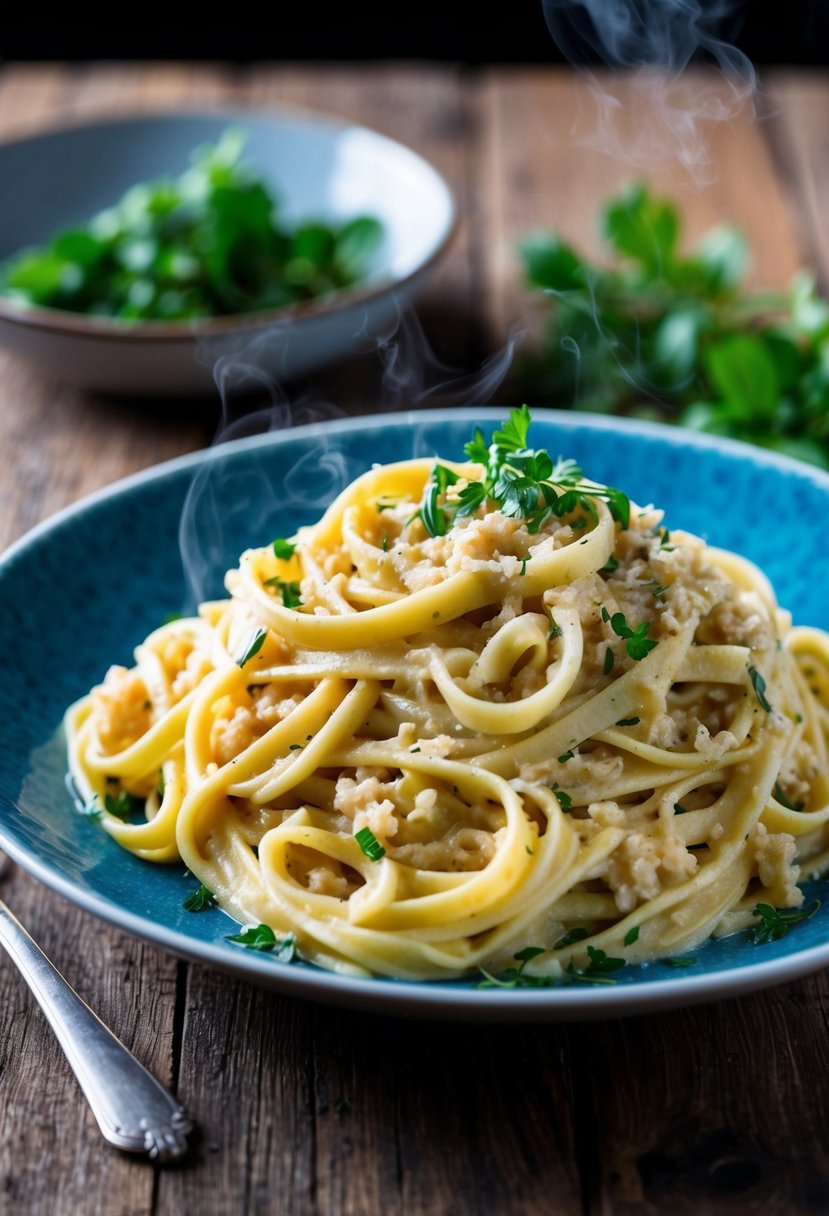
top-left (66, 412), bottom-right (829, 981)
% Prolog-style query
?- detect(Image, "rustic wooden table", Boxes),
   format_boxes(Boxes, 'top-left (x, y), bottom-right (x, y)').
top-left (1, 63), bottom-right (828, 1216)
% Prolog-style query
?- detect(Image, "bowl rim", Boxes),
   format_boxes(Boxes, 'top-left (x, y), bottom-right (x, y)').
top-left (0, 104), bottom-right (457, 344)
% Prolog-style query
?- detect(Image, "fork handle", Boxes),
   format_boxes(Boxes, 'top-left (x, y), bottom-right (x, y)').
top-left (0, 899), bottom-right (191, 1161)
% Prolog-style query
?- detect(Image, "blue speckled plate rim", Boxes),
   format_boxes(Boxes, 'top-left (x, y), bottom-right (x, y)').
top-left (3, 407), bottom-right (829, 1022)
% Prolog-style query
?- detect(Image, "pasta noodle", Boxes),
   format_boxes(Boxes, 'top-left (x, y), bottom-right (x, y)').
top-left (65, 411), bottom-right (829, 981)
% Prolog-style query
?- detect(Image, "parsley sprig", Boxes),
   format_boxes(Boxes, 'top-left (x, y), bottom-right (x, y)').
top-left (225, 924), bottom-right (297, 959)
top-left (183, 882), bottom-right (217, 912)
top-left (411, 407), bottom-right (630, 539)
top-left (477, 943), bottom-right (626, 988)
top-left (748, 900), bottom-right (820, 944)
top-left (601, 607), bottom-right (659, 661)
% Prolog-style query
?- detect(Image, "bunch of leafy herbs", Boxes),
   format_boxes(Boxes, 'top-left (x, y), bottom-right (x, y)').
top-left (1, 129), bottom-right (383, 322)
top-left (411, 404), bottom-right (630, 538)
top-left (520, 183), bottom-right (829, 469)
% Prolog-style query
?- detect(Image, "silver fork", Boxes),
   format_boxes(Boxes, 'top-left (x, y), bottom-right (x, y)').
top-left (0, 856), bottom-right (192, 1162)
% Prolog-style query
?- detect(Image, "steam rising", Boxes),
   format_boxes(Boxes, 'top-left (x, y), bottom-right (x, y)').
top-left (542, 0), bottom-right (756, 183)
top-left (179, 305), bottom-right (518, 605)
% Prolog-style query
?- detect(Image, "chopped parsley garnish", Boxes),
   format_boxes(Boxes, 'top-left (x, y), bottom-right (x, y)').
top-left (616, 716), bottom-right (641, 727)
top-left (265, 579), bottom-right (303, 609)
top-left (557, 750), bottom-right (575, 764)
top-left (748, 900), bottom-right (820, 944)
top-left (477, 945), bottom-right (548, 988)
top-left (271, 537), bottom-right (296, 560)
top-left (355, 826), bottom-right (386, 862)
top-left (748, 664), bottom-right (773, 712)
top-left (566, 945), bottom-right (626, 983)
top-left (554, 788), bottom-right (573, 813)
top-left (519, 557), bottom-right (529, 575)
top-left (225, 925), bottom-right (296, 960)
top-left (624, 926), bottom-right (640, 946)
top-left (103, 791), bottom-right (144, 822)
top-left (673, 802), bottom-right (690, 815)
top-left (602, 607), bottom-right (659, 660)
top-left (601, 555), bottom-right (619, 573)
top-left (603, 648), bottom-right (615, 676)
top-left (183, 883), bottom-right (217, 912)
top-left (477, 943), bottom-right (626, 988)
top-left (554, 927), bottom-right (589, 950)
top-left (772, 783), bottom-right (805, 813)
top-left (382, 534), bottom-right (389, 552)
top-left (651, 584), bottom-right (670, 598)
top-left (236, 626), bottom-right (267, 668)
top-left (548, 617), bottom-right (562, 640)
top-left (409, 463), bottom-right (459, 537)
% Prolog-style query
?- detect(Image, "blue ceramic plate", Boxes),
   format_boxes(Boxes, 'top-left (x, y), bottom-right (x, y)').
top-left (2, 409), bottom-right (828, 1020)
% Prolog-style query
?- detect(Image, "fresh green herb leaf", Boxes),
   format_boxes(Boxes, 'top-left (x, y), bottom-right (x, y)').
top-left (265, 580), bottom-right (303, 609)
top-left (566, 945), bottom-right (626, 982)
top-left (772, 783), bottom-right (805, 812)
top-left (601, 555), bottom-right (619, 573)
top-left (548, 617), bottom-right (562, 640)
top-left (624, 926), bottom-right (640, 946)
top-left (272, 537), bottom-right (296, 560)
top-left (616, 716), bottom-right (641, 727)
top-left (603, 609), bottom-right (659, 661)
top-left (558, 750), bottom-right (575, 764)
top-left (651, 584), bottom-right (670, 598)
top-left (748, 900), bottom-right (820, 944)
top-left (225, 925), bottom-right (297, 960)
top-left (103, 791), bottom-right (143, 822)
top-left (748, 665), bottom-right (773, 713)
top-left (603, 648), bottom-right (615, 676)
top-left (226, 923), bottom-right (277, 950)
top-left (554, 927), bottom-right (589, 950)
top-left (183, 883), bottom-right (216, 912)
top-left (236, 626), bottom-right (267, 668)
top-left (0, 131), bottom-right (383, 322)
top-left (520, 183), bottom-right (829, 473)
top-left (355, 826), bottom-right (386, 861)
top-left (555, 789), bottom-right (573, 813)
top-left (410, 463), bottom-right (460, 537)
top-left (674, 802), bottom-right (690, 815)
top-left (477, 945), bottom-right (556, 988)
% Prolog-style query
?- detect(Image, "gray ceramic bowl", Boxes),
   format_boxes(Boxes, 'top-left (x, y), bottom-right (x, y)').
top-left (0, 110), bottom-right (455, 396)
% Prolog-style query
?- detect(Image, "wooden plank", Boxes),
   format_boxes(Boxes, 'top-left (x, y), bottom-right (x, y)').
top-left (762, 71), bottom-right (829, 290)
top-left (579, 976), bottom-right (829, 1214)
top-left (160, 974), bottom-right (584, 1216)
top-left (0, 65), bottom-right (209, 1216)
top-left (478, 67), bottom-right (806, 351)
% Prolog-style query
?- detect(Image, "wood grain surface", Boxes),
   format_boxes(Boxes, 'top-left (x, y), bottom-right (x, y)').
top-left (0, 63), bottom-right (828, 1216)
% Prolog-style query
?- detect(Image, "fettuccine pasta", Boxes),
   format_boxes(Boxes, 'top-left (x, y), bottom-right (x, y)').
top-left (65, 411), bottom-right (829, 981)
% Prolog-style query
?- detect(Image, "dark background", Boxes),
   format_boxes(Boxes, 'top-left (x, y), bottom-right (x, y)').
top-left (4, 2), bottom-right (828, 65)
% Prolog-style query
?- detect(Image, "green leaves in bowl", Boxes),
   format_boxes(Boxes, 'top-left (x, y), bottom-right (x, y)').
top-left (520, 182), bottom-right (829, 469)
top-left (0, 128), bottom-right (383, 322)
